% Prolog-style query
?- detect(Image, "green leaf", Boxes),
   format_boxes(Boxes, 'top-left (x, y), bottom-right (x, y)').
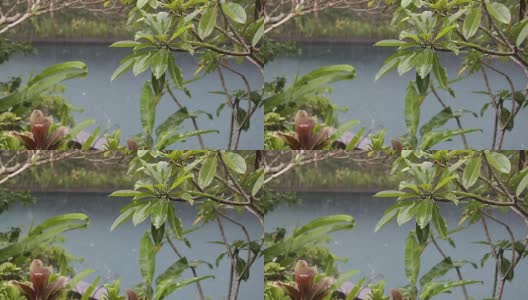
top-left (345, 278), bottom-right (366, 300)
top-left (198, 156), bottom-right (217, 189)
top-left (420, 280), bottom-right (480, 300)
top-left (182, 8), bottom-right (201, 22)
top-left (463, 6), bottom-right (482, 39)
top-left (167, 206), bottom-right (183, 239)
top-left (516, 173), bottom-right (528, 197)
top-left (31, 213), bottom-right (90, 235)
top-left (420, 257), bottom-right (454, 286)
top-left (140, 81), bottom-right (159, 135)
top-left (0, 214), bottom-right (90, 261)
top-left (432, 204), bottom-right (448, 239)
top-left (156, 107), bottom-right (192, 137)
top-left (198, 6), bottom-right (217, 38)
top-left (140, 233), bottom-right (156, 285)
top-left (416, 223), bottom-right (430, 245)
top-left (260, 214), bottom-right (355, 267)
top-left (252, 20), bottom-right (265, 46)
top-left (432, 54), bottom-right (448, 88)
top-left (221, 2), bottom-right (247, 24)
top-left (80, 127), bottom-right (100, 151)
top-left (220, 152), bottom-right (247, 174)
top-left (156, 129), bottom-right (217, 149)
top-left (463, 157), bottom-right (481, 188)
top-left (156, 257), bottom-right (189, 285)
top-left (419, 258), bottom-right (473, 287)
top-left (416, 49), bottom-right (434, 79)
top-left (398, 53), bottom-right (417, 76)
top-left (486, 2), bottom-right (511, 24)
top-left (151, 50), bottom-right (169, 79)
top-left (110, 208), bottom-right (135, 231)
top-left (405, 82), bottom-right (421, 135)
top-left (109, 40), bottom-right (143, 48)
top-left (434, 175), bottom-right (457, 191)
top-left (265, 64), bottom-right (355, 111)
top-left (500, 257), bottom-right (514, 280)
top-left (137, 0), bottom-right (149, 9)
top-left (331, 120), bottom-right (360, 141)
top-left (405, 232), bottom-right (421, 285)
top-left (67, 269), bottom-right (95, 290)
top-left (80, 277), bottom-right (100, 300)
top-left (516, 19), bottom-right (528, 46)
top-left (171, 175), bottom-right (192, 191)
top-left (397, 202), bottom-right (418, 226)
top-left (375, 57), bottom-right (399, 80)
top-left (374, 190), bottom-right (407, 198)
top-left (68, 119), bottom-right (95, 139)
top-left (335, 269), bottom-right (360, 288)
top-left (346, 127), bottom-right (366, 150)
top-left (435, 24), bottom-right (456, 41)
top-left (420, 107), bottom-right (455, 137)
top-left (14, 62), bottom-right (87, 106)
top-left (485, 151), bottom-right (511, 173)
top-left (295, 214), bottom-right (355, 236)
top-left (28, 61), bottom-right (87, 87)
top-left (416, 199), bottom-right (434, 229)
top-left (375, 207), bottom-right (399, 233)
top-left (252, 172), bottom-right (264, 196)
top-left (168, 55), bottom-right (184, 88)
top-left (151, 199), bottom-right (169, 229)
top-left (109, 190), bottom-right (142, 197)
top-left (133, 53), bottom-right (152, 76)
top-left (155, 276), bottom-right (213, 300)
top-left (401, 0), bottom-right (413, 8)
top-left (169, 24), bottom-right (193, 41)
top-left (374, 39), bottom-right (408, 47)
top-left (133, 203), bottom-right (152, 225)
top-left (420, 129), bottom-right (480, 150)
top-left (111, 57), bottom-right (135, 81)
top-left (375, 202), bottom-right (409, 231)
top-left (416, 73), bottom-right (430, 95)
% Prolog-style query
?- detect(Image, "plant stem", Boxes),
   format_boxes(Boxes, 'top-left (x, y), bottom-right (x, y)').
top-left (430, 235), bottom-right (470, 300)
top-left (165, 233), bottom-right (206, 300)
top-left (165, 86), bottom-right (205, 149)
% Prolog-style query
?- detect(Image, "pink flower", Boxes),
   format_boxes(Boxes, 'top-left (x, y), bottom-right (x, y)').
top-left (275, 260), bottom-right (334, 300)
top-left (277, 111), bottom-right (330, 150)
top-left (11, 110), bottom-right (66, 150)
top-left (10, 259), bottom-right (67, 300)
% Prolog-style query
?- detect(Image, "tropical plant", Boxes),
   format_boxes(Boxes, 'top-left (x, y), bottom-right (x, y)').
top-left (2, 0), bottom-right (267, 150)
top-left (264, 65), bottom-right (372, 150)
top-left (275, 110), bottom-right (331, 150)
top-left (126, 289), bottom-right (143, 300)
top-left (274, 260), bottom-right (335, 300)
top-left (109, 150), bottom-right (264, 300)
top-left (263, 214), bottom-right (407, 300)
top-left (264, 150), bottom-right (528, 299)
top-left (0, 213), bottom-right (90, 263)
top-left (0, 61), bottom-right (87, 126)
top-left (264, 214), bottom-right (355, 276)
top-left (374, 150), bottom-right (528, 300)
top-left (374, 0), bottom-right (528, 149)
top-left (110, 0), bottom-right (266, 149)
top-left (10, 259), bottom-right (68, 300)
top-left (11, 110), bottom-right (67, 150)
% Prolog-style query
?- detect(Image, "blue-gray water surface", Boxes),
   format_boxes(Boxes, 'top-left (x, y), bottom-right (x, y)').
top-left (265, 192), bottom-right (528, 300)
top-left (0, 43), bottom-right (263, 150)
top-left (0, 193), bottom-right (263, 300)
top-left (266, 43), bottom-right (528, 149)
top-left (3, 42), bottom-right (526, 149)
